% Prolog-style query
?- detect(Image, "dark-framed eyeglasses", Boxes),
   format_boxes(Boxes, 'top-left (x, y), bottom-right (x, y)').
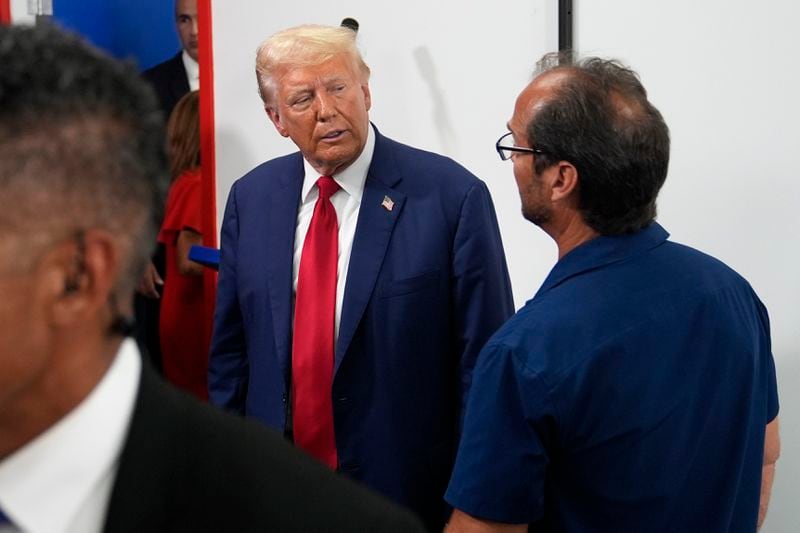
top-left (495, 132), bottom-right (547, 161)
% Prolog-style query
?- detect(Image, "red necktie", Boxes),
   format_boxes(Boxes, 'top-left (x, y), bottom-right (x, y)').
top-left (292, 175), bottom-right (340, 468)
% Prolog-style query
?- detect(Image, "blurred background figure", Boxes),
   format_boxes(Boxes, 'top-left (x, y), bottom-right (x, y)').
top-left (143, 0), bottom-right (199, 117)
top-left (136, 0), bottom-right (200, 375)
top-left (156, 90), bottom-right (208, 400)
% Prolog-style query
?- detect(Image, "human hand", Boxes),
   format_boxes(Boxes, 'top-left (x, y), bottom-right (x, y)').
top-left (136, 261), bottom-right (163, 298)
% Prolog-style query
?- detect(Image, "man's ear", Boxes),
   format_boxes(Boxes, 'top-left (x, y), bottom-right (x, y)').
top-left (549, 161), bottom-right (579, 203)
top-left (40, 230), bottom-right (120, 329)
top-left (361, 83), bottom-right (372, 112)
top-left (265, 106), bottom-right (289, 138)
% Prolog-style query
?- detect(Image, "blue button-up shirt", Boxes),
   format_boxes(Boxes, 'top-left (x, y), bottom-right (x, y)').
top-left (446, 223), bottom-right (778, 531)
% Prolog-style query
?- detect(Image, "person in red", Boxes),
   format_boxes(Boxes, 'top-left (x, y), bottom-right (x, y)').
top-left (157, 90), bottom-right (208, 399)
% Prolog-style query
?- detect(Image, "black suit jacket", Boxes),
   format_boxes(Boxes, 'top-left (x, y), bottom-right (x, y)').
top-left (142, 52), bottom-right (191, 118)
top-left (103, 364), bottom-right (426, 532)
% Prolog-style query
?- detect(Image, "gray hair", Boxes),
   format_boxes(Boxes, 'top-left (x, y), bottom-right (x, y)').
top-left (255, 24), bottom-right (370, 107)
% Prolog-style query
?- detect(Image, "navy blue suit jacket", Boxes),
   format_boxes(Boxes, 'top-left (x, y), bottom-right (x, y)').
top-left (209, 127), bottom-right (513, 527)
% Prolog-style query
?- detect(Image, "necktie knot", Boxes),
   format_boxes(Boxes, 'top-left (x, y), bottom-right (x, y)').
top-left (316, 176), bottom-right (340, 202)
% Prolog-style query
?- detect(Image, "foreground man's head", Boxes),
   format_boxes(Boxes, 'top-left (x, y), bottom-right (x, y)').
top-left (0, 23), bottom-right (168, 458)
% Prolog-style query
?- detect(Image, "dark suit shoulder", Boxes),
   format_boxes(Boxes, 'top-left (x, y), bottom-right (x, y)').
top-left (105, 367), bottom-right (425, 533)
top-left (376, 133), bottom-right (486, 203)
top-left (141, 52), bottom-right (189, 118)
top-left (232, 151), bottom-right (304, 200)
top-left (142, 52), bottom-right (185, 83)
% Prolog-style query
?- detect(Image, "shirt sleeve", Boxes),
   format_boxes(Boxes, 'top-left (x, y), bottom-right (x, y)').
top-left (445, 341), bottom-right (557, 524)
top-left (755, 296), bottom-right (779, 421)
top-left (158, 171), bottom-right (202, 245)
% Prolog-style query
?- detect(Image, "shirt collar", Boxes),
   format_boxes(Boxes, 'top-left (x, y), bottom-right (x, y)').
top-left (535, 222), bottom-right (670, 298)
top-left (181, 50), bottom-right (199, 84)
top-left (301, 123), bottom-right (375, 204)
top-left (0, 339), bottom-right (141, 533)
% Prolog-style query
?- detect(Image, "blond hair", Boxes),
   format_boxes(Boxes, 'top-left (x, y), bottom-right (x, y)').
top-left (255, 24), bottom-right (370, 107)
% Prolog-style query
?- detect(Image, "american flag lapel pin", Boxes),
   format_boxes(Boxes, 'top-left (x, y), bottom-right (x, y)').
top-left (381, 195), bottom-right (394, 212)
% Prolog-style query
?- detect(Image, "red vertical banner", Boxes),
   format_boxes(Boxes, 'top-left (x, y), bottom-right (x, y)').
top-left (197, 0), bottom-right (217, 350)
top-left (0, 0), bottom-right (11, 24)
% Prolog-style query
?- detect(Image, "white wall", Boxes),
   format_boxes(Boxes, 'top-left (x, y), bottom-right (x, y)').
top-left (213, 2), bottom-right (799, 530)
top-left (10, 0), bottom-right (35, 24)
top-left (574, 1), bottom-right (800, 530)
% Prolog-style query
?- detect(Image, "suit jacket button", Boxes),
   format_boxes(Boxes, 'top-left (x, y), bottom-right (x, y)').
top-left (281, 394), bottom-right (287, 403)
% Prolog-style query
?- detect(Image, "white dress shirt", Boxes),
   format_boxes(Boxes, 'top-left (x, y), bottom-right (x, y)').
top-left (181, 50), bottom-right (199, 91)
top-left (293, 124), bottom-right (376, 341)
top-left (0, 340), bottom-right (141, 533)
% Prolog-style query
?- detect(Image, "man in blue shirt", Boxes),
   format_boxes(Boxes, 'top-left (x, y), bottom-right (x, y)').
top-left (445, 53), bottom-right (780, 532)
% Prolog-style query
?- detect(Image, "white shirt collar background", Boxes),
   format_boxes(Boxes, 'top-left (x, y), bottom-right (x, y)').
top-left (181, 50), bottom-right (200, 91)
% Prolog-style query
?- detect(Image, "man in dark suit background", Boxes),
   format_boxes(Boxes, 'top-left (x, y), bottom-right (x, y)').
top-left (0, 24), bottom-right (425, 533)
top-left (137, 0), bottom-right (200, 372)
top-left (142, 0), bottom-right (198, 117)
top-left (209, 24), bottom-right (514, 529)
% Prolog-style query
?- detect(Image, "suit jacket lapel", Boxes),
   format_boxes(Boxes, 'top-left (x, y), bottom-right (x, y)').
top-left (335, 132), bottom-right (405, 375)
top-left (103, 364), bottom-right (176, 532)
top-left (267, 154), bottom-right (304, 384)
